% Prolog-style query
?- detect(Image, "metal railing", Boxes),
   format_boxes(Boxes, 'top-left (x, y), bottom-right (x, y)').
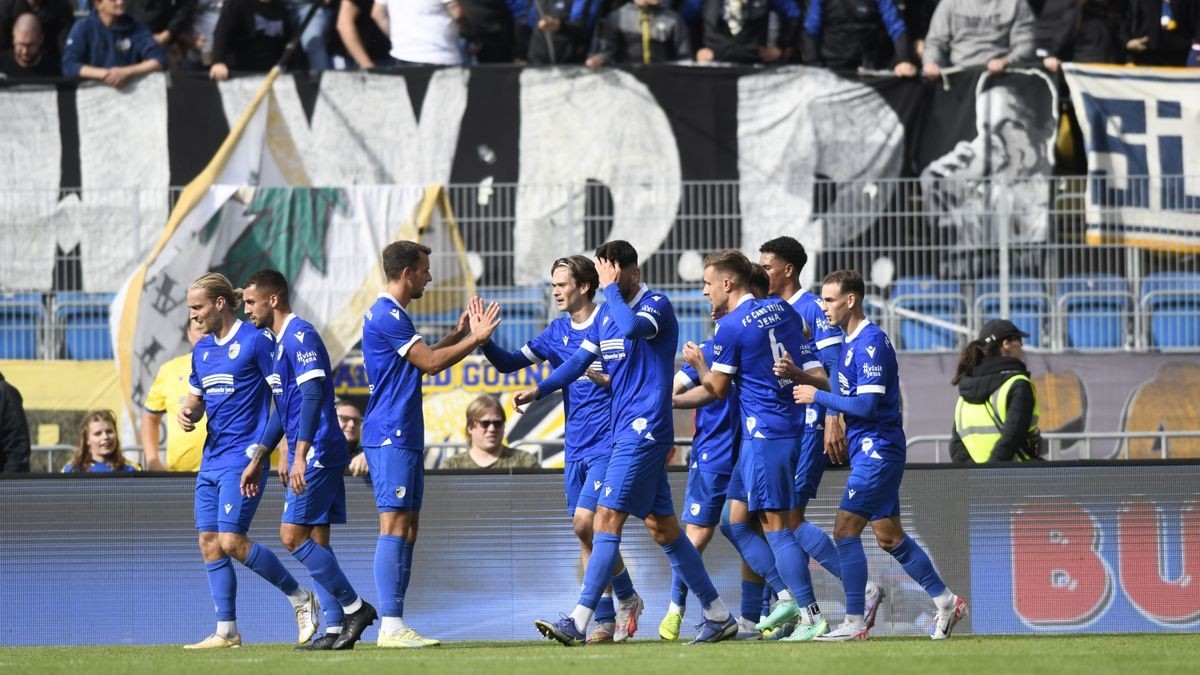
top-left (907, 430), bottom-right (1200, 463)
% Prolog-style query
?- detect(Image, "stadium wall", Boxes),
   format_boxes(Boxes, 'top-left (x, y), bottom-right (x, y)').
top-left (1, 463), bottom-right (1196, 646)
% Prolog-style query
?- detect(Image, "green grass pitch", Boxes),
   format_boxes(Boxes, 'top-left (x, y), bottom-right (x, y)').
top-left (2, 635), bottom-right (1197, 675)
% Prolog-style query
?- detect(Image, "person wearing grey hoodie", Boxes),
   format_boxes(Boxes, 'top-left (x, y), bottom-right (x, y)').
top-left (922, 0), bottom-right (1036, 77)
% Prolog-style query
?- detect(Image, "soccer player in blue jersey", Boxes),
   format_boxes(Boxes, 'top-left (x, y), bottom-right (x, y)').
top-left (682, 249), bottom-right (833, 642)
top-left (760, 236), bottom-right (883, 634)
top-left (239, 270), bottom-right (376, 651)
top-left (361, 240), bottom-right (499, 648)
top-left (177, 273), bottom-right (317, 649)
top-left (480, 255), bottom-right (641, 644)
top-left (794, 270), bottom-right (968, 641)
top-left (517, 240), bottom-right (737, 646)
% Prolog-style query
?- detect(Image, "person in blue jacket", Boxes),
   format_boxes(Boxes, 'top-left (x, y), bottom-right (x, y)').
top-left (61, 0), bottom-right (166, 87)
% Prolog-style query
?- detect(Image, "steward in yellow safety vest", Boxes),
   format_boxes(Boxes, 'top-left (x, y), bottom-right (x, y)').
top-left (949, 319), bottom-right (1042, 463)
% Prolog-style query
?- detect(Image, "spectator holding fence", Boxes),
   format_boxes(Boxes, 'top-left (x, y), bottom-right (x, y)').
top-left (440, 394), bottom-right (539, 469)
top-left (1035, 0), bottom-right (1129, 72)
top-left (209, 0), bottom-right (293, 79)
top-left (62, 0), bottom-right (168, 87)
top-left (697, 0), bottom-right (801, 64)
top-left (800, 0), bottom-right (917, 75)
top-left (64, 410), bottom-right (140, 473)
top-left (922, 0), bottom-right (1036, 77)
top-left (375, 0), bottom-right (465, 65)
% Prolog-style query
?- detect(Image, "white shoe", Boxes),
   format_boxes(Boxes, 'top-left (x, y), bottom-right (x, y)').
top-left (733, 616), bottom-right (762, 640)
top-left (931, 595), bottom-right (968, 640)
top-left (863, 581), bottom-right (886, 629)
top-left (184, 633), bottom-right (241, 649)
top-left (614, 594), bottom-right (644, 642)
top-left (813, 620), bottom-right (869, 642)
top-left (295, 590), bottom-right (320, 644)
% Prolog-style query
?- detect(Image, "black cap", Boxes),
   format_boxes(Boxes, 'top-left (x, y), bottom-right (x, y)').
top-left (979, 319), bottom-right (1029, 344)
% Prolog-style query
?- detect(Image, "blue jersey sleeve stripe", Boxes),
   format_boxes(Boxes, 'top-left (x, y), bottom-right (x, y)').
top-left (579, 340), bottom-right (601, 354)
top-left (635, 311), bottom-right (659, 335)
top-left (858, 384), bottom-right (886, 395)
top-left (674, 370), bottom-right (696, 389)
top-left (801, 359), bottom-right (822, 371)
top-left (295, 369), bottom-right (325, 385)
top-left (396, 334), bottom-right (422, 357)
top-left (188, 385), bottom-right (202, 396)
top-left (520, 345), bottom-right (544, 363)
top-left (815, 336), bottom-right (843, 349)
top-left (712, 363), bottom-right (738, 374)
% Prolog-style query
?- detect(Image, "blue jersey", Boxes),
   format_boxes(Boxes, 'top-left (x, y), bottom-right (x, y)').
top-left (524, 308), bottom-right (612, 461)
top-left (361, 293), bottom-right (424, 450)
top-left (188, 320), bottom-right (274, 472)
top-left (787, 289), bottom-right (843, 425)
top-left (711, 295), bottom-right (818, 440)
top-left (269, 314), bottom-right (350, 469)
top-left (835, 319), bottom-right (906, 463)
top-left (676, 339), bottom-right (738, 475)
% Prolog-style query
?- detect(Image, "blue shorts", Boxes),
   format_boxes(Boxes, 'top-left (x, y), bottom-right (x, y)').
top-left (364, 446), bottom-right (424, 512)
top-left (794, 424), bottom-right (830, 504)
top-left (195, 466), bottom-right (267, 534)
top-left (598, 441), bottom-right (674, 519)
top-left (283, 463), bottom-right (348, 525)
top-left (735, 436), bottom-right (801, 512)
top-left (839, 457), bottom-right (904, 521)
top-left (682, 467), bottom-right (730, 527)
top-left (564, 453), bottom-right (610, 516)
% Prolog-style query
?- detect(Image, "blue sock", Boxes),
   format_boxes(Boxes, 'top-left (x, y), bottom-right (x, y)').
top-left (661, 533), bottom-right (718, 607)
top-left (243, 542), bottom-right (299, 596)
top-left (204, 556), bottom-right (237, 621)
top-left (836, 536), bottom-right (868, 616)
top-left (610, 568), bottom-right (635, 602)
top-left (670, 572), bottom-right (688, 608)
top-left (797, 521), bottom-right (841, 580)
top-left (293, 539), bottom-right (359, 608)
top-left (740, 580), bottom-right (765, 622)
top-left (398, 540), bottom-right (416, 616)
top-left (726, 523), bottom-right (786, 594)
top-left (316, 544), bottom-right (344, 629)
top-left (595, 594), bottom-right (616, 624)
top-left (764, 529), bottom-right (815, 606)
top-left (580, 533), bottom-right (621, 610)
top-left (374, 534), bottom-right (404, 617)
top-left (888, 536), bottom-right (947, 598)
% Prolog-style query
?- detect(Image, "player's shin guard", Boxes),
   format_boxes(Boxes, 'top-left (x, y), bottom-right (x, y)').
top-left (580, 533), bottom-right (621, 610)
top-left (764, 529), bottom-right (816, 606)
top-left (373, 534), bottom-right (404, 617)
top-left (204, 556), bottom-right (238, 621)
top-left (886, 536), bottom-right (947, 598)
top-left (244, 542), bottom-right (301, 595)
top-left (293, 539), bottom-right (359, 608)
top-left (725, 523), bottom-right (787, 595)
top-left (836, 536), bottom-right (868, 616)
top-left (796, 521), bottom-right (841, 579)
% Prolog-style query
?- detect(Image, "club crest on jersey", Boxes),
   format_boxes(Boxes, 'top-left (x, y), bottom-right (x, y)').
top-left (844, 347), bottom-right (853, 367)
top-left (394, 485), bottom-right (407, 499)
top-left (632, 418), bottom-right (648, 433)
top-left (866, 345), bottom-right (876, 359)
top-left (690, 503), bottom-right (700, 516)
top-left (294, 331), bottom-right (305, 343)
top-left (228, 342), bottom-right (241, 359)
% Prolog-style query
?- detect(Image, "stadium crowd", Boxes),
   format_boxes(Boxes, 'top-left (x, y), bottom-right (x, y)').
top-left (0, 0), bottom-right (1197, 82)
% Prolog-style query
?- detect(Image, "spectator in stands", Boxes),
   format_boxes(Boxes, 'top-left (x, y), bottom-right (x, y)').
top-left (375, 0), bottom-right (465, 66)
top-left (1126, 0), bottom-right (1198, 66)
top-left (331, 0), bottom-right (391, 68)
top-left (460, 0), bottom-right (528, 63)
top-left (525, 0), bottom-right (602, 64)
top-left (1, 12), bottom-right (62, 77)
top-left (127, 0), bottom-right (198, 65)
top-left (61, 0), bottom-right (168, 87)
top-left (697, 0), bottom-right (801, 65)
top-left (287, 0), bottom-right (332, 71)
top-left (949, 319), bottom-right (1042, 463)
top-left (63, 410), bottom-right (140, 473)
top-left (800, 0), bottom-right (918, 75)
top-left (922, 0), bottom-right (1036, 77)
top-left (440, 394), bottom-right (539, 469)
top-left (0, 0), bottom-right (74, 64)
top-left (1035, 0), bottom-right (1129, 72)
top-left (900, 0), bottom-right (938, 58)
top-left (209, 0), bottom-right (292, 79)
top-left (336, 398), bottom-right (371, 476)
top-left (185, 0), bottom-right (222, 67)
top-left (0, 370), bottom-right (30, 473)
top-left (586, 0), bottom-right (691, 67)
top-left (140, 320), bottom-right (206, 472)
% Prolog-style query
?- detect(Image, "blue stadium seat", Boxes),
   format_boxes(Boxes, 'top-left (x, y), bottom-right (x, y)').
top-left (0, 293), bottom-right (44, 359)
top-left (889, 276), bottom-right (967, 351)
top-left (1056, 274), bottom-right (1133, 350)
top-left (1141, 272), bottom-right (1200, 349)
top-left (484, 285), bottom-right (547, 350)
top-left (55, 292), bottom-right (115, 360)
top-left (974, 276), bottom-right (1050, 347)
top-left (671, 289), bottom-right (713, 353)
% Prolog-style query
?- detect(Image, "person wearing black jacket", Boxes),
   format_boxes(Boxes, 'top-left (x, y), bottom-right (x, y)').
top-left (0, 0), bottom-right (73, 62)
top-left (127, 0), bottom-right (198, 49)
top-left (526, 0), bottom-right (603, 64)
top-left (460, 0), bottom-right (528, 62)
top-left (800, 0), bottom-right (916, 74)
top-left (0, 371), bottom-right (30, 473)
top-left (1035, 0), bottom-right (1129, 72)
top-left (697, 0), bottom-right (800, 64)
top-left (949, 319), bottom-right (1041, 463)
top-left (209, 0), bottom-right (293, 79)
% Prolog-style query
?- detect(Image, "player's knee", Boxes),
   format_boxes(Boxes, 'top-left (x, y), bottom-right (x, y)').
top-left (573, 518), bottom-right (593, 543)
top-left (198, 532), bottom-right (221, 559)
top-left (875, 533), bottom-right (904, 550)
top-left (278, 529), bottom-right (307, 552)
top-left (217, 532), bottom-right (250, 559)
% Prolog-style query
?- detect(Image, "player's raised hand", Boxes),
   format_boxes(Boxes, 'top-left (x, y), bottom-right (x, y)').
top-left (682, 341), bottom-right (704, 369)
top-left (793, 383), bottom-right (817, 405)
top-left (595, 257), bottom-right (620, 288)
top-left (468, 300), bottom-right (501, 344)
top-left (511, 387), bottom-right (539, 413)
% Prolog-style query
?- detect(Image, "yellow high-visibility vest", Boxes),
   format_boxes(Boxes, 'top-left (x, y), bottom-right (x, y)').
top-left (954, 374), bottom-right (1039, 463)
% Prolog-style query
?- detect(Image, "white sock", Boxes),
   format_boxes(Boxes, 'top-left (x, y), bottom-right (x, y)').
top-left (342, 597), bottom-right (363, 614)
top-left (702, 598), bottom-right (730, 623)
top-left (933, 589), bottom-right (955, 610)
top-left (777, 590), bottom-right (794, 602)
top-left (569, 605), bottom-right (593, 632)
top-left (801, 602), bottom-right (822, 625)
top-left (216, 620), bottom-right (237, 638)
top-left (845, 613), bottom-right (866, 628)
top-left (326, 626), bottom-right (344, 635)
top-left (668, 601), bottom-right (685, 615)
top-left (287, 587), bottom-right (310, 608)
top-left (380, 616), bottom-right (407, 635)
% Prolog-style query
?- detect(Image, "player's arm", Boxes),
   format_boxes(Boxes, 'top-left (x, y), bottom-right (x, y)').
top-left (511, 342), bottom-right (597, 410)
top-left (407, 298), bottom-right (500, 375)
top-left (773, 353), bottom-right (829, 390)
top-left (430, 306), bottom-right (472, 350)
top-left (682, 340), bottom-right (733, 399)
top-left (242, 405), bottom-right (284, 497)
top-left (481, 333), bottom-right (542, 373)
top-left (673, 367), bottom-right (716, 408)
top-left (286, 378), bottom-right (324, 496)
top-left (599, 283), bottom-right (658, 340)
top-left (178, 392), bottom-right (205, 432)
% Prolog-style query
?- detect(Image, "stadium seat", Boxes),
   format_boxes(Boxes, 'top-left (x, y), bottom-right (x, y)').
top-left (55, 292), bottom-right (115, 360)
top-left (0, 293), bottom-right (44, 359)
top-left (1141, 272), bottom-right (1200, 349)
top-left (485, 285), bottom-right (548, 350)
top-left (973, 276), bottom-right (1050, 348)
top-left (889, 276), bottom-right (967, 351)
top-left (1056, 274), bottom-right (1134, 350)
top-left (671, 289), bottom-right (713, 353)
